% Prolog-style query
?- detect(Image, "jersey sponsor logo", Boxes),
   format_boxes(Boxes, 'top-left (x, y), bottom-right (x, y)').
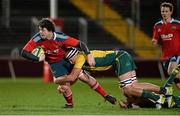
top-left (161, 34), bottom-right (173, 40)
top-left (125, 62), bottom-right (131, 66)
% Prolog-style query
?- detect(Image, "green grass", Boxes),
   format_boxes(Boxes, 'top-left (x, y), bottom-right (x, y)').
top-left (0, 77), bottom-right (180, 115)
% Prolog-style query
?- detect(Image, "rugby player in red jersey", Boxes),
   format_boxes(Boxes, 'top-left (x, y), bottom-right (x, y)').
top-left (21, 18), bottom-right (97, 108)
top-left (152, 2), bottom-right (180, 107)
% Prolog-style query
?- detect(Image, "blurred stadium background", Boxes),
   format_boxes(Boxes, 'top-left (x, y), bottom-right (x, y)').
top-left (0, 0), bottom-right (179, 79)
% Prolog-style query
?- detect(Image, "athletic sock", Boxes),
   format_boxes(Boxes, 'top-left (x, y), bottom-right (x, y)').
top-left (173, 96), bottom-right (180, 106)
top-left (63, 93), bottom-right (73, 105)
top-left (141, 90), bottom-right (160, 101)
top-left (160, 87), bottom-right (166, 94)
top-left (163, 74), bottom-right (175, 87)
top-left (91, 81), bottom-right (108, 97)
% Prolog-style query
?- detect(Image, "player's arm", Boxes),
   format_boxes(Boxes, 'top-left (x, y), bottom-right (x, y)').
top-left (152, 25), bottom-right (161, 45)
top-left (64, 37), bottom-right (95, 66)
top-left (77, 41), bottom-right (95, 67)
top-left (55, 53), bottom-right (86, 84)
top-left (66, 68), bottom-right (82, 82)
top-left (55, 68), bottom-right (82, 85)
top-left (21, 39), bottom-right (43, 62)
top-left (21, 50), bottom-right (39, 61)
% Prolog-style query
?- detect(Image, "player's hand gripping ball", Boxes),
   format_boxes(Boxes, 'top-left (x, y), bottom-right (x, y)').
top-left (31, 46), bottom-right (45, 57)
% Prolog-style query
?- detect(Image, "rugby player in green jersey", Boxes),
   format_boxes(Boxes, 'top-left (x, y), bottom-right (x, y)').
top-left (60, 47), bottom-right (180, 109)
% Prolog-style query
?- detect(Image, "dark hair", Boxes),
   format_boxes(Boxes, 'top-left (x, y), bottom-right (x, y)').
top-left (160, 2), bottom-right (174, 12)
top-left (38, 18), bottom-right (55, 32)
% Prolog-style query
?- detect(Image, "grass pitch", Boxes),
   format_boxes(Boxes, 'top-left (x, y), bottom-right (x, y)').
top-left (0, 77), bottom-right (180, 115)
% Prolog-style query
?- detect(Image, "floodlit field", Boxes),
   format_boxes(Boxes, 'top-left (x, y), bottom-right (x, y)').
top-left (0, 77), bottom-right (180, 115)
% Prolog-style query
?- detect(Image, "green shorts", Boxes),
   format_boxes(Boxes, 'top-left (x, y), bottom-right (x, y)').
top-left (114, 50), bottom-right (136, 76)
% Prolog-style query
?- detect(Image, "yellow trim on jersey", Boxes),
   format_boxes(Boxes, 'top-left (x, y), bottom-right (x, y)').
top-left (83, 65), bottom-right (112, 71)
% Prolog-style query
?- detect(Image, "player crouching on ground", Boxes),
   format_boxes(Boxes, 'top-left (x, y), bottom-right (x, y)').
top-left (60, 47), bottom-right (176, 109)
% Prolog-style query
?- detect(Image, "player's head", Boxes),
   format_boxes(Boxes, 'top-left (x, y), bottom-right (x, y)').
top-left (160, 2), bottom-right (173, 20)
top-left (38, 18), bottom-right (55, 39)
top-left (65, 47), bottom-right (79, 64)
top-left (38, 18), bottom-right (55, 32)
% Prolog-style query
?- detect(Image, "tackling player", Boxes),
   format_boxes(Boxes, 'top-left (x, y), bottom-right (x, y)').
top-left (61, 47), bottom-right (177, 109)
top-left (21, 18), bottom-right (97, 108)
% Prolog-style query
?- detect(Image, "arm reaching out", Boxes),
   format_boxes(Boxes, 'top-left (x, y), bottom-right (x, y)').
top-left (77, 41), bottom-right (96, 67)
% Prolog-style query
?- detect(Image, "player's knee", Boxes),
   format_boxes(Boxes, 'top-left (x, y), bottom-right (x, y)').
top-left (119, 78), bottom-right (133, 88)
top-left (57, 85), bottom-right (65, 93)
top-left (57, 85), bottom-right (70, 94)
top-left (131, 81), bottom-right (138, 88)
top-left (122, 85), bottom-right (133, 96)
top-left (53, 76), bottom-right (65, 84)
top-left (53, 79), bottom-right (58, 84)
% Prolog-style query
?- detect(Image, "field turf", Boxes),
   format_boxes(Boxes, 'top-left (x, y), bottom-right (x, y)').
top-left (0, 77), bottom-right (180, 115)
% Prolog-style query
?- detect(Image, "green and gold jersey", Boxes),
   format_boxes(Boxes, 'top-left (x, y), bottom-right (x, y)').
top-left (74, 50), bottom-right (116, 71)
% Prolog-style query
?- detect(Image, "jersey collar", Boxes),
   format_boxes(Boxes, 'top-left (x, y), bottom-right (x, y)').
top-left (53, 32), bottom-right (56, 40)
top-left (161, 18), bottom-right (174, 24)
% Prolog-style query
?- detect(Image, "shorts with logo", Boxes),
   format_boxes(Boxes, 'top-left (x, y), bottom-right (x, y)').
top-left (114, 50), bottom-right (136, 76)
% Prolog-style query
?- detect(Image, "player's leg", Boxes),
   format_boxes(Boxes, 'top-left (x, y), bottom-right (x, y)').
top-left (171, 95), bottom-right (180, 107)
top-left (118, 72), bottom-right (165, 109)
top-left (128, 70), bottom-right (163, 94)
top-left (116, 50), bottom-right (158, 92)
top-left (163, 61), bottom-right (179, 87)
top-left (160, 57), bottom-right (180, 108)
top-left (57, 83), bottom-right (73, 108)
top-left (163, 56), bottom-right (180, 88)
top-left (50, 59), bottom-right (74, 108)
top-left (132, 82), bottom-right (161, 94)
top-left (78, 70), bottom-right (117, 104)
top-left (116, 51), bottom-right (165, 109)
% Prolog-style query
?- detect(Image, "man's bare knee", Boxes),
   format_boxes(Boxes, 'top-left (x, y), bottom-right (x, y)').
top-left (122, 86), bottom-right (133, 97)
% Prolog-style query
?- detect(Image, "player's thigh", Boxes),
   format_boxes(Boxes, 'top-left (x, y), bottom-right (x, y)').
top-left (115, 51), bottom-right (136, 76)
top-left (168, 56), bottom-right (180, 74)
top-left (49, 59), bottom-right (72, 78)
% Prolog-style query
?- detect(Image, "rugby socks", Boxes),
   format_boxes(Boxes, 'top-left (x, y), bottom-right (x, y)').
top-left (160, 87), bottom-right (166, 94)
top-left (91, 81), bottom-right (108, 97)
top-left (141, 90), bottom-right (160, 101)
top-left (63, 93), bottom-right (73, 106)
top-left (163, 74), bottom-right (175, 87)
top-left (173, 96), bottom-right (180, 106)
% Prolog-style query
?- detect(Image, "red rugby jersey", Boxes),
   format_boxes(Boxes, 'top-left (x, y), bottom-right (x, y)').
top-left (22, 32), bottom-right (79, 63)
top-left (153, 19), bottom-right (180, 60)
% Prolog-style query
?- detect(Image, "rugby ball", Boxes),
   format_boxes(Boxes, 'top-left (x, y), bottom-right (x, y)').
top-left (31, 46), bottom-right (45, 57)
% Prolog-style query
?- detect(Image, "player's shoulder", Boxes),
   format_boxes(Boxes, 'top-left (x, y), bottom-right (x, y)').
top-left (32, 33), bottom-right (42, 42)
top-left (171, 18), bottom-right (180, 25)
top-left (55, 32), bottom-right (68, 41)
top-left (78, 52), bottom-right (86, 57)
top-left (154, 20), bottom-right (163, 26)
top-left (76, 52), bottom-right (86, 61)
